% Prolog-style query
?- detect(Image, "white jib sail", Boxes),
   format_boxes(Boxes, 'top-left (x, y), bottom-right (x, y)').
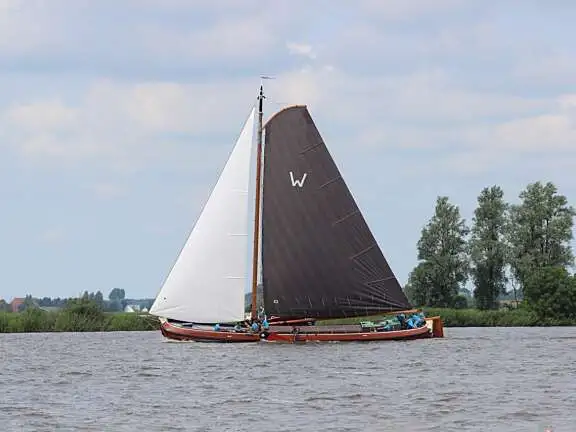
top-left (150, 108), bottom-right (256, 323)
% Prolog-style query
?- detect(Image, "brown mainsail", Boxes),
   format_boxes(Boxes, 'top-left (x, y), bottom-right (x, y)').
top-left (261, 106), bottom-right (412, 319)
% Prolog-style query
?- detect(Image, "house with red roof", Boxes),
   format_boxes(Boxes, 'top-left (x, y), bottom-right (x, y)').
top-left (10, 298), bottom-right (25, 313)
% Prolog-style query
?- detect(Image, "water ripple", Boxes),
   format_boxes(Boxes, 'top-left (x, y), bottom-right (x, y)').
top-left (1, 328), bottom-right (576, 431)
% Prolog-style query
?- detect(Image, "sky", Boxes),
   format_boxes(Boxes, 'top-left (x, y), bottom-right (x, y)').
top-left (1, 0), bottom-right (575, 301)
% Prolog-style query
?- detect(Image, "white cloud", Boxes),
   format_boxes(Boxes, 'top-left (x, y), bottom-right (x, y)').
top-left (358, 0), bottom-right (465, 19)
top-left (440, 93), bottom-right (576, 175)
top-left (263, 65), bottom-right (575, 178)
top-left (0, 1), bottom-right (297, 65)
top-left (2, 63), bottom-right (571, 177)
top-left (0, 2), bottom-right (574, 183)
top-left (0, 0), bottom-right (64, 55)
top-left (0, 0), bottom-right (475, 70)
top-left (266, 67), bottom-right (331, 108)
top-left (0, 77), bottom-right (260, 167)
top-left (266, 66), bottom-right (548, 128)
top-left (493, 97), bottom-right (576, 152)
top-left (128, 0), bottom-right (261, 11)
top-left (139, 16), bottom-right (276, 61)
top-left (5, 100), bottom-right (77, 130)
top-left (39, 228), bottom-right (65, 244)
top-left (286, 42), bottom-right (316, 59)
top-left (513, 52), bottom-right (576, 85)
top-left (90, 183), bottom-right (129, 200)
top-left (0, 0), bottom-right (20, 11)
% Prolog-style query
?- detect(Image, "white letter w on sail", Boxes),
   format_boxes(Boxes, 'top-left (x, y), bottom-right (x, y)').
top-left (289, 171), bottom-right (308, 188)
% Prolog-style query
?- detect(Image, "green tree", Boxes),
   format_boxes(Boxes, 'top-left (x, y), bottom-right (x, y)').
top-left (404, 262), bottom-right (434, 306)
top-left (39, 297), bottom-right (52, 307)
top-left (452, 294), bottom-right (469, 309)
top-left (21, 294), bottom-right (36, 311)
top-left (469, 186), bottom-right (509, 310)
top-left (108, 288), bottom-right (125, 301)
top-left (507, 181), bottom-right (575, 290)
top-left (408, 196), bottom-right (469, 307)
top-left (107, 288), bottom-right (125, 311)
top-left (55, 298), bottom-right (106, 331)
top-left (21, 307), bottom-right (50, 332)
top-left (94, 291), bottom-right (104, 308)
top-left (0, 299), bottom-right (10, 312)
top-left (523, 266), bottom-right (576, 320)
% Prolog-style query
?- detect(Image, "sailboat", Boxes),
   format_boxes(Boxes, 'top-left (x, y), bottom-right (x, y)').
top-left (149, 85), bottom-right (444, 343)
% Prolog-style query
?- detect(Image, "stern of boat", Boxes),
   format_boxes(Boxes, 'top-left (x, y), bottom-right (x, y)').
top-left (425, 316), bottom-right (444, 338)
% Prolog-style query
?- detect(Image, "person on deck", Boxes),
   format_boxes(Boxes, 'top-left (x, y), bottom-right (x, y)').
top-left (397, 314), bottom-right (407, 330)
top-left (412, 313), bottom-right (425, 327)
top-left (405, 317), bottom-right (415, 329)
top-left (262, 317), bottom-right (269, 330)
top-left (213, 323), bottom-right (221, 331)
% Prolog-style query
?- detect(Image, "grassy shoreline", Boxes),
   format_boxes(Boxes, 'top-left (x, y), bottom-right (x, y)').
top-left (0, 311), bottom-right (160, 333)
top-left (2, 308), bottom-right (575, 333)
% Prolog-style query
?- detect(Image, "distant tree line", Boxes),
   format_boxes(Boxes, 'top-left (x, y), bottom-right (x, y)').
top-left (0, 296), bottom-right (159, 333)
top-left (404, 181), bottom-right (576, 321)
top-left (0, 288), bottom-right (154, 313)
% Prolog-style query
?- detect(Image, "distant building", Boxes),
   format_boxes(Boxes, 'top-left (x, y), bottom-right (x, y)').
top-left (10, 298), bottom-right (25, 313)
top-left (498, 299), bottom-right (521, 309)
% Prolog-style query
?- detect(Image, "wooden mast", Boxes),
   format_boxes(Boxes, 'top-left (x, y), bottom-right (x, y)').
top-left (250, 84), bottom-right (264, 319)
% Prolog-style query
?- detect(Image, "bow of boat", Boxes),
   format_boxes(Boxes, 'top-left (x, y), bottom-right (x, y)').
top-left (159, 318), bottom-right (260, 343)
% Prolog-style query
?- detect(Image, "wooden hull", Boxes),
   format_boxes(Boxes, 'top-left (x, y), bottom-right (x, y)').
top-left (159, 318), bottom-right (260, 343)
top-left (158, 316), bottom-right (444, 344)
top-left (264, 322), bottom-right (432, 343)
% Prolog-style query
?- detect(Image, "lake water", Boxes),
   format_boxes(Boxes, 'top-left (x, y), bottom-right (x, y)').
top-left (1, 327), bottom-right (575, 432)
